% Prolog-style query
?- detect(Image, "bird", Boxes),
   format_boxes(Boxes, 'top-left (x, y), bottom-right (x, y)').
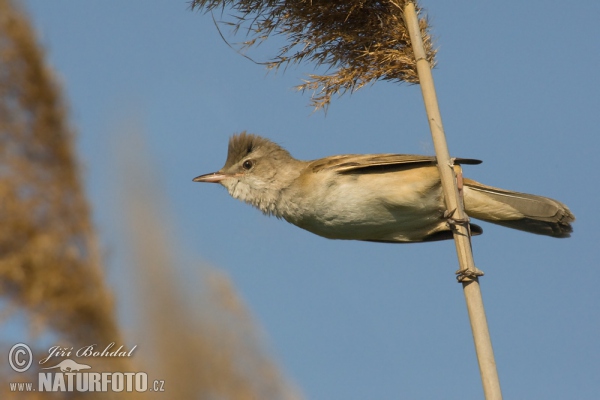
top-left (193, 132), bottom-right (574, 243)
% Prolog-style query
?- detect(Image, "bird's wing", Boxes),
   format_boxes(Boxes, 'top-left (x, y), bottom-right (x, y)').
top-left (361, 223), bottom-right (484, 243)
top-left (309, 154), bottom-right (481, 174)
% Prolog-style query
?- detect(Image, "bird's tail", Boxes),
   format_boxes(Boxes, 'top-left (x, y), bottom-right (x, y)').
top-left (462, 178), bottom-right (574, 238)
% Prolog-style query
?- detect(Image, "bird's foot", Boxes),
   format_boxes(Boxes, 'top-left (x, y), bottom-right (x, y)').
top-left (455, 266), bottom-right (485, 282)
top-left (444, 208), bottom-right (470, 228)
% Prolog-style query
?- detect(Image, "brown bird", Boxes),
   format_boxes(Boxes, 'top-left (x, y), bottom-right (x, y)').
top-left (194, 132), bottom-right (574, 243)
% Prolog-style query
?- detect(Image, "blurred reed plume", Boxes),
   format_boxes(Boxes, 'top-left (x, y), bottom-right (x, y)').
top-left (116, 129), bottom-right (302, 400)
top-left (0, 0), bottom-right (120, 348)
top-left (1, 0), bottom-right (302, 397)
top-left (0, 0), bottom-right (132, 397)
top-left (191, 0), bottom-right (435, 110)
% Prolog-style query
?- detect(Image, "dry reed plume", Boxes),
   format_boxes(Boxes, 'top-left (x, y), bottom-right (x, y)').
top-left (191, 0), bottom-right (435, 110)
top-left (116, 130), bottom-right (302, 400)
top-left (0, 0), bottom-right (132, 397)
top-left (0, 0), bottom-right (301, 398)
top-left (0, 0), bottom-right (120, 349)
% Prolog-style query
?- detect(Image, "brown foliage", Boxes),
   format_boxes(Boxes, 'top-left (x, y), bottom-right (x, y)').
top-left (0, 0), bottom-right (119, 347)
top-left (116, 131), bottom-right (302, 400)
top-left (191, 0), bottom-right (436, 110)
top-left (0, 1), bottom-right (301, 397)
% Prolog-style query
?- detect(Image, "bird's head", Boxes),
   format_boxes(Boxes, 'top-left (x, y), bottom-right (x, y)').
top-left (193, 132), bottom-right (300, 215)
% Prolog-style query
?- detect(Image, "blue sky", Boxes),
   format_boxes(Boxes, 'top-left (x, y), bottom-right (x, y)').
top-left (22, 1), bottom-right (600, 399)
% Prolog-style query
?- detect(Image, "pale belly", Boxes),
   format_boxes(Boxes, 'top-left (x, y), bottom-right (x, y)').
top-left (286, 169), bottom-right (449, 242)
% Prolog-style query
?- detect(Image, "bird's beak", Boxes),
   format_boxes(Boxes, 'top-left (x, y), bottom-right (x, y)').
top-left (192, 172), bottom-right (227, 183)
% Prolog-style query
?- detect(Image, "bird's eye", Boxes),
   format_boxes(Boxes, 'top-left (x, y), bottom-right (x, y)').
top-left (242, 160), bottom-right (254, 170)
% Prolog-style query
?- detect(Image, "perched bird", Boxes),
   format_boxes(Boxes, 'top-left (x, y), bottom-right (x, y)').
top-left (193, 132), bottom-right (574, 243)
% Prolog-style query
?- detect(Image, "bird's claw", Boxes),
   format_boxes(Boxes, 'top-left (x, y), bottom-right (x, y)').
top-left (443, 208), bottom-right (456, 219)
top-left (456, 266), bottom-right (485, 282)
top-left (444, 208), bottom-right (470, 228)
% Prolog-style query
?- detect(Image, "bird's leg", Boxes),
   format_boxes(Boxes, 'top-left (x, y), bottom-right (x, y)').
top-left (444, 208), bottom-right (466, 233)
top-left (446, 165), bottom-right (485, 281)
top-left (444, 165), bottom-right (471, 229)
top-left (444, 209), bottom-right (470, 226)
